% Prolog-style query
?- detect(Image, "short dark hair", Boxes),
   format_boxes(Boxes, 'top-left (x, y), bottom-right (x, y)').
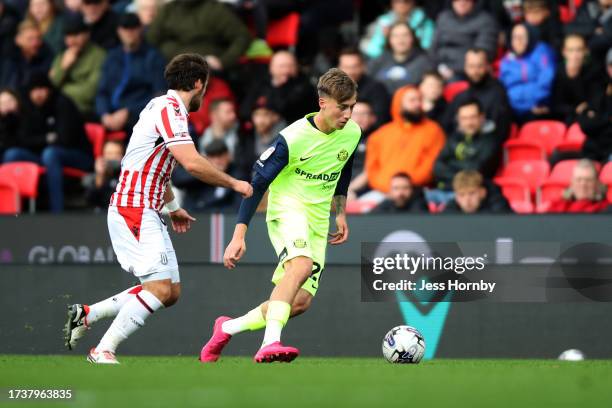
top-left (465, 47), bottom-right (489, 62)
top-left (164, 53), bottom-right (209, 92)
top-left (209, 97), bottom-right (233, 114)
top-left (204, 139), bottom-right (229, 157)
top-left (421, 70), bottom-right (443, 83)
top-left (457, 97), bottom-right (483, 113)
top-left (338, 47), bottom-right (364, 62)
top-left (391, 172), bottom-right (412, 183)
top-left (317, 68), bottom-right (357, 102)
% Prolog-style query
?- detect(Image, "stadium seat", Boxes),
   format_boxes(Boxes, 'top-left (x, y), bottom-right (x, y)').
top-left (85, 123), bottom-right (106, 159)
top-left (494, 177), bottom-right (533, 214)
top-left (509, 123), bottom-right (519, 140)
top-left (555, 122), bottom-right (586, 152)
top-left (503, 139), bottom-right (546, 163)
top-left (107, 130), bottom-right (127, 142)
top-left (0, 179), bottom-right (21, 214)
top-left (517, 120), bottom-right (566, 156)
top-left (599, 161), bottom-right (612, 185)
top-left (442, 81), bottom-right (469, 102)
top-left (500, 160), bottom-right (550, 193)
top-left (0, 162), bottom-right (40, 213)
top-left (536, 181), bottom-right (568, 213)
top-left (267, 12), bottom-right (300, 50)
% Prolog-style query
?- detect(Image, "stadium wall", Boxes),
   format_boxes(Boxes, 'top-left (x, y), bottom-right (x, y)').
top-left (1, 214), bottom-right (611, 358)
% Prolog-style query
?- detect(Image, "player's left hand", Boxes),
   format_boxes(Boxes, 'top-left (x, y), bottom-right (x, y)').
top-left (328, 214), bottom-right (349, 245)
top-left (169, 209), bottom-right (196, 233)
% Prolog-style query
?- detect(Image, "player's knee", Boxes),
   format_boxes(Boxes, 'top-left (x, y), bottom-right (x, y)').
top-left (144, 281), bottom-right (172, 304)
top-left (287, 257), bottom-right (313, 283)
top-left (164, 284), bottom-right (181, 307)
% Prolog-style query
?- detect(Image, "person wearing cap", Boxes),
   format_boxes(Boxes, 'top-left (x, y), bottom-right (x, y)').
top-left (171, 139), bottom-right (241, 212)
top-left (49, 14), bottom-right (106, 118)
top-left (234, 94), bottom-right (286, 180)
top-left (95, 12), bottom-right (165, 135)
top-left (2, 72), bottom-right (92, 212)
top-left (81, 0), bottom-right (119, 50)
top-left (0, 19), bottom-right (53, 90)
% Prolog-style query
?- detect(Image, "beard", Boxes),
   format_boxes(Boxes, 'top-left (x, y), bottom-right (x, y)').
top-left (188, 90), bottom-right (204, 112)
top-left (401, 110), bottom-right (424, 124)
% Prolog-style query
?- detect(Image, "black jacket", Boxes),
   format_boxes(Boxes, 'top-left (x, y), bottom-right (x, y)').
top-left (371, 191), bottom-right (429, 214)
top-left (552, 62), bottom-right (604, 124)
top-left (357, 74), bottom-right (391, 128)
top-left (442, 182), bottom-right (511, 214)
top-left (0, 112), bottom-right (20, 153)
top-left (17, 90), bottom-right (91, 155)
top-left (172, 163), bottom-right (240, 213)
top-left (0, 44), bottom-right (54, 90)
top-left (88, 9), bottom-right (119, 50)
top-left (578, 80), bottom-right (612, 162)
top-left (434, 123), bottom-right (499, 190)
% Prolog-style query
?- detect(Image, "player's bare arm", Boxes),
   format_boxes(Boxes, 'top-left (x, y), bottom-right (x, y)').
top-left (224, 223), bottom-right (248, 269)
top-left (163, 188), bottom-right (195, 234)
top-left (329, 195), bottom-right (349, 245)
top-left (168, 143), bottom-right (253, 198)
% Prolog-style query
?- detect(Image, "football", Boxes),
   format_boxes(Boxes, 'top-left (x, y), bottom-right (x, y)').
top-left (382, 325), bottom-right (426, 364)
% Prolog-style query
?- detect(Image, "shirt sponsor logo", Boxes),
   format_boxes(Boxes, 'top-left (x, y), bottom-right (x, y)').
top-left (295, 168), bottom-right (339, 182)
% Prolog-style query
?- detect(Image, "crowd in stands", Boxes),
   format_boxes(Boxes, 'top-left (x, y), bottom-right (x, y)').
top-left (0, 0), bottom-right (610, 215)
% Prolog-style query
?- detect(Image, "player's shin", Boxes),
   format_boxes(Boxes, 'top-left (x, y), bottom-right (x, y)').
top-left (86, 285), bottom-right (143, 325)
top-left (221, 306), bottom-right (266, 335)
top-left (96, 290), bottom-right (163, 353)
top-left (261, 300), bottom-right (291, 347)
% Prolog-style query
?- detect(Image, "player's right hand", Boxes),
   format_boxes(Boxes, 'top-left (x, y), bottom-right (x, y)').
top-left (233, 180), bottom-right (253, 198)
top-left (223, 238), bottom-right (246, 269)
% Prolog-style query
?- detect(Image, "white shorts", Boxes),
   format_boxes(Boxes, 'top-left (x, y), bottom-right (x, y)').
top-left (107, 206), bottom-right (180, 283)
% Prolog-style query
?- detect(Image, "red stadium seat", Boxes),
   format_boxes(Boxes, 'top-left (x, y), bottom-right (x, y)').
top-left (599, 161), bottom-right (612, 185)
top-left (267, 12), bottom-right (300, 49)
top-left (509, 122), bottom-right (519, 139)
top-left (85, 123), bottom-right (106, 159)
top-left (443, 81), bottom-right (469, 102)
top-left (536, 181), bottom-right (568, 213)
top-left (107, 131), bottom-right (127, 142)
top-left (503, 139), bottom-right (546, 163)
top-left (518, 120), bottom-right (566, 156)
top-left (0, 179), bottom-right (20, 214)
top-left (500, 160), bottom-right (550, 193)
top-left (0, 162), bottom-right (40, 213)
top-left (556, 122), bottom-right (587, 152)
top-left (494, 177), bottom-right (533, 214)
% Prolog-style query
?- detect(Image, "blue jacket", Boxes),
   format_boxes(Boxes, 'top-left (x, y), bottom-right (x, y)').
top-left (96, 42), bottom-right (166, 119)
top-left (499, 42), bottom-right (556, 116)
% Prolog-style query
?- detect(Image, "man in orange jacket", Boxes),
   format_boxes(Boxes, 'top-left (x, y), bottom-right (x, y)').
top-left (366, 86), bottom-right (446, 193)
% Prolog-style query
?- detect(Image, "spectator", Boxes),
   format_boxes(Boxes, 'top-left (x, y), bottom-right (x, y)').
top-left (366, 86), bottom-right (446, 193)
top-left (171, 139), bottom-right (240, 212)
top-left (443, 48), bottom-right (512, 143)
top-left (0, 88), bottom-right (20, 159)
top-left (368, 22), bottom-right (433, 95)
top-left (371, 172), bottom-right (428, 213)
top-left (500, 23), bottom-right (556, 122)
top-left (363, 0), bottom-right (435, 59)
top-left (433, 98), bottom-right (499, 196)
top-left (578, 48), bottom-right (612, 162)
top-left (25, 0), bottom-right (64, 54)
top-left (0, 0), bottom-right (19, 55)
top-left (146, 0), bottom-right (251, 70)
top-left (431, 0), bottom-right (498, 81)
top-left (2, 73), bottom-right (92, 212)
top-left (219, 0), bottom-right (272, 58)
top-left (64, 0), bottom-right (82, 16)
top-left (347, 101), bottom-right (378, 200)
top-left (95, 12), bottom-right (165, 135)
top-left (81, 0), bottom-right (119, 50)
top-left (0, 20), bottom-right (53, 90)
top-left (239, 51), bottom-right (318, 124)
top-left (199, 98), bottom-right (239, 156)
top-left (131, 0), bottom-right (160, 27)
top-left (523, 0), bottom-right (563, 51)
top-left (235, 95), bottom-right (286, 180)
top-left (547, 159), bottom-right (610, 213)
top-left (50, 14), bottom-right (106, 118)
top-left (566, 0), bottom-right (612, 66)
top-left (552, 33), bottom-right (604, 125)
top-left (338, 47), bottom-right (390, 128)
top-left (187, 75), bottom-right (235, 136)
top-left (84, 139), bottom-right (124, 209)
top-left (443, 169), bottom-right (510, 214)
top-left (419, 71), bottom-right (446, 124)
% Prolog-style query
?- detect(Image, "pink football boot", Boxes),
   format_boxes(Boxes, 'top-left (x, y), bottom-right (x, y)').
top-left (254, 342), bottom-right (299, 363)
top-left (199, 316), bottom-right (233, 362)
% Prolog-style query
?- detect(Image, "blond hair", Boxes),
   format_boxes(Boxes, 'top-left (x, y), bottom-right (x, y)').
top-left (317, 68), bottom-right (357, 102)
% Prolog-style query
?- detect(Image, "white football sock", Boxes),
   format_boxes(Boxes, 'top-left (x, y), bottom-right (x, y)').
top-left (221, 307), bottom-right (266, 335)
top-left (261, 301), bottom-right (290, 347)
top-left (96, 290), bottom-right (163, 353)
top-left (261, 320), bottom-right (283, 347)
top-left (87, 285), bottom-right (142, 325)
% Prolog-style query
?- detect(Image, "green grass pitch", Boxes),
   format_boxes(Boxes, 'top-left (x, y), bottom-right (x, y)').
top-left (1, 356), bottom-right (611, 408)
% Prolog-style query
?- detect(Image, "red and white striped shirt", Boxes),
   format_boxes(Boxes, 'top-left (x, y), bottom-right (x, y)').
top-left (110, 90), bottom-right (193, 211)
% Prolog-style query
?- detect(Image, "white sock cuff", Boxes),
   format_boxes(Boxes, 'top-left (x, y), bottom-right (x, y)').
top-left (136, 290), bottom-right (164, 313)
